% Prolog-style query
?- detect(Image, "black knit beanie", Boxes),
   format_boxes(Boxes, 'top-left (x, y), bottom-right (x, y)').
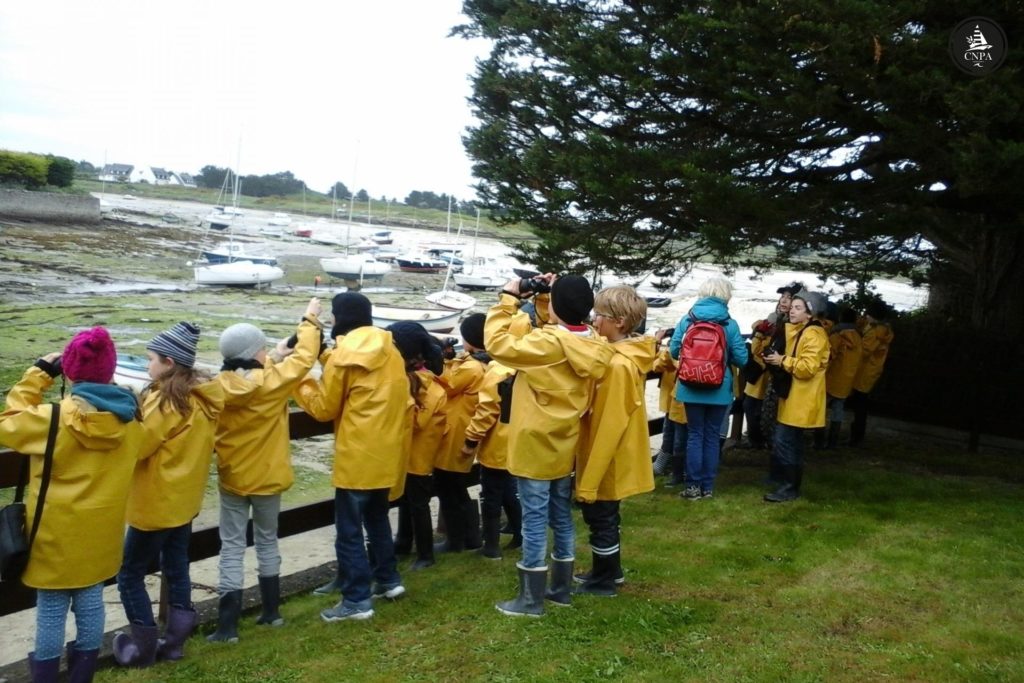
top-left (551, 275), bottom-right (594, 326)
top-left (460, 313), bottom-right (486, 350)
top-left (331, 292), bottom-right (373, 338)
top-left (388, 321), bottom-right (444, 375)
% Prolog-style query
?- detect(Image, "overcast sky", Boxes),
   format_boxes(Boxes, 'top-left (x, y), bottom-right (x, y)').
top-left (0, 1), bottom-right (490, 200)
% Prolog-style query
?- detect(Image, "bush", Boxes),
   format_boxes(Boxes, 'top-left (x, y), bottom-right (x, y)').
top-left (0, 150), bottom-right (48, 188)
top-left (45, 155), bottom-right (76, 188)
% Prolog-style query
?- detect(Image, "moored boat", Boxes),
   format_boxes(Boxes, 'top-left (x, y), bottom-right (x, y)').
top-left (201, 242), bottom-right (278, 266)
top-left (194, 261), bottom-right (285, 287)
top-left (320, 254), bottom-right (391, 281)
top-left (396, 254), bottom-right (448, 274)
top-left (372, 305), bottom-right (463, 333)
top-left (425, 290), bottom-right (477, 311)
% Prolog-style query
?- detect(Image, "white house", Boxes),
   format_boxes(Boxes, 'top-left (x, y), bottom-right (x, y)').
top-left (98, 164), bottom-right (133, 182)
top-left (128, 166), bottom-right (157, 184)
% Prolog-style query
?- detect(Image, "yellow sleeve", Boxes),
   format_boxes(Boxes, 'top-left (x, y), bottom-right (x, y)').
top-left (0, 367), bottom-right (56, 455)
top-left (294, 352), bottom-right (353, 423)
top-left (441, 359), bottom-right (480, 399)
top-left (485, 295), bottom-right (567, 369)
top-left (464, 370), bottom-right (503, 443)
top-left (136, 392), bottom-right (185, 460)
top-left (261, 317), bottom-right (322, 397)
top-left (533, 293), bottom-right (552, 326)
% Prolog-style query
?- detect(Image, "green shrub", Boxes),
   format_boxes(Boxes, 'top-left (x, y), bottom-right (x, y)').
top-left (45, 155), bottom-right (76, 188)
top-left (0, 150), bottom-right (48, 188)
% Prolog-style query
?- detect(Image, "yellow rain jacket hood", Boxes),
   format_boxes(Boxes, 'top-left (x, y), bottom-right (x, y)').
top-left (127, 379), bottom-right (225, 530)
top-left (777, 322), bottom-right (830, 428)
top-left (486, 294), bottom-right (613, 480)
top-left (576, 336), bottom-right (657, 503)
top-left (295, 325), bottom-right (412, 490)
top-left (0, 368), bottom-right (145, 589)
top-left (214, 316), bottom-right (321, 496)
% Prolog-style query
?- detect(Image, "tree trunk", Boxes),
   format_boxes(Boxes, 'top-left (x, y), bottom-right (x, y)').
top-left (970, 227), bottom-right (1024, 337)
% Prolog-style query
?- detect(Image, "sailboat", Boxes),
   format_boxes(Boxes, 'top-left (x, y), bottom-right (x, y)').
top-left (318, 187), bottom-right (391, 284)
top-left (453, 209), bottom-right (509, 291)
top-left (426, 209), bottom-right (477, 311)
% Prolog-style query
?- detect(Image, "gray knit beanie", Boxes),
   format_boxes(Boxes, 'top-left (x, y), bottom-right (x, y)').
top-left (219, 323), bottom-right (267, 360)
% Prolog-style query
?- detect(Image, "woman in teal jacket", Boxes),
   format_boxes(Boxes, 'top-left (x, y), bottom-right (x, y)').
top-left (669, 277), bottom-right (748, 499)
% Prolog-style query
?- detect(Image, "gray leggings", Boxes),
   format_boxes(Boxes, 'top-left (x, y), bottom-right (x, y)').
top-left (217, 489), bottom-right (282, 592)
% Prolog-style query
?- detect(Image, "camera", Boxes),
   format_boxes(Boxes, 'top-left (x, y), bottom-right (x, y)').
top-left (518, 277), bottom-right (551, 296)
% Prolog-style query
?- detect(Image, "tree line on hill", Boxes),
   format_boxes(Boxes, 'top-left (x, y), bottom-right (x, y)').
top-left (0, 150), bottom-right (77, 189)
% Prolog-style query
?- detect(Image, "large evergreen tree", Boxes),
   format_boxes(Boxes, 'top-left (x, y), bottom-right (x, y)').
top-left (457, 1), bottom-right (1024, 334)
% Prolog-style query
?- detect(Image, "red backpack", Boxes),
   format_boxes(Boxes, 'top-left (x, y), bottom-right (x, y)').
top-left (676, 312), bottom-right (728, 389)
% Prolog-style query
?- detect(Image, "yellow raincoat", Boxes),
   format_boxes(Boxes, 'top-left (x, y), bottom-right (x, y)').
top-left (744, 331), bottom-right (772, 400)
top-left (652, 347), bottom-right (686, 423)
top-left (464, 361), bottom-right (516, 471)
top-left (485, 293), bottom-right (613, 480)
top-left (576, 336), bottom-right (657, 503)
top-left (407, 370), bottom-right (448, 477)
top-left (0, 368), bottom-right (145, 589)
top-left (294, 325), bottom-right (412, 490)
top-left (776, 322), bottom-right (830, 428)
top-left (435, 353), bottom-right (487, 473)
top-left (852, 322), bottom-right (894, 393)
top-left (214, 316), bottom-right (321, 496)
top-left (127, 379), bottom-right (225, 530)
top-left (825, 325), bottom-right (862, 399)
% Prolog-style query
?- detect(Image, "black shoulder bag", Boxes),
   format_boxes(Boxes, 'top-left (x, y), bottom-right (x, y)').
top-left (0, 402), bottom-right (60, 581)
top-left (768, 322), bottom-right (820, 399)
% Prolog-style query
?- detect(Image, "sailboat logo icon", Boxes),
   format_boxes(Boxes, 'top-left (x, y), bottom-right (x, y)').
top-left (950, 17), bottom-right (1007, 76)
top-left (965, 26), bottom-right (992, 52)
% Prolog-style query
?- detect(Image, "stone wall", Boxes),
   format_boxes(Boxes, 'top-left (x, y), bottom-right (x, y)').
top-left (0, 189), bottom-right (100, 224)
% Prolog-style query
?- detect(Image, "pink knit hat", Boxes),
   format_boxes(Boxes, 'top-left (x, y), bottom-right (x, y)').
top-left (62, 327), bottom-right (117, 384)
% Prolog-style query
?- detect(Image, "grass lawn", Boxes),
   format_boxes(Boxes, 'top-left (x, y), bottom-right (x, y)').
top-left (97, 436), bottom-right (1024, 683)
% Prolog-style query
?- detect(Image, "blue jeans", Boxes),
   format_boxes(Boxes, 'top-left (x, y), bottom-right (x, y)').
top-left (826, 395), bottom-right (845, 422)
top-left (334, 488), bottom-right (401, 609)
top-left (117, 523), bottom-right (192, 626)
top-left (35, 583), bottom-right (105, 660)
top-left (516, 476), bottom-right (574, 568)
top-left (683, 402), bottom-right (729, 493)
top-left (774, 423), bottom-right (806, 467)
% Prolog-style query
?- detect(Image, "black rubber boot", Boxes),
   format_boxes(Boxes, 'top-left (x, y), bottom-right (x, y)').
top-left (434, 503), bottom-right (467, 554)
top-left (256, 575), bottom-right (284, 626)
top-left (544, 557), bottom-right (574, 607)
top-left (495, 564), bottom-right (546, 617)
top-left (813, 428), bottom-right (826, 450)
top-left (826, 421), bottom-right (841, 449)
top-left (113, 623), bottom-right (159, 667)
top-left (66, 642), bottom-right (99, 683)
top-left (463, 499), bottom-right (483, 551)
top-left (394, 502), bottom-right (413, 556)
top-left (28, 652), bottom-right (60, 683)
top-left (410, 502), bottom-right (435, 570)
top-left (478, 509), bottom-right (502, 559)
top-left (573, 551), bottom-right (619, 597)
top-left (666, 454), bottom-right (686, 487)
top-left (206, 590), bottom-right (242, 643)
top-left (156, 606), bottom-right (198, 661)
top-left (764, 465), bottom-right (801, 503)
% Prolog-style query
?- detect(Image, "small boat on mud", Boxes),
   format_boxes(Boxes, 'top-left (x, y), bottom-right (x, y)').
top-left (201, 242), bottom-right (278, 266)
top-left (372, 305), bottom-right (463, 333)
top-left (396, 254), bottom-right (448, 274)
top-left (320, 254), bottom-right (391, 282)
top-left (194, 261), bottom-right (285, 287)
top-left (425, 290), bottom-right (477, 311)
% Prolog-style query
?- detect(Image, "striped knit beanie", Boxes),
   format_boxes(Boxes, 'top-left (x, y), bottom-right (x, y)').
top-left (147, 322), bottom-right (200, 368)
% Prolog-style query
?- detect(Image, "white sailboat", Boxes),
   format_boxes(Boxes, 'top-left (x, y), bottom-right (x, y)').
top-left (194, 260), bottom-right (285, 287)
top-left (453, 209), bottom-right (508, 291)
top-left (426, 209), bottom-right (477, 310)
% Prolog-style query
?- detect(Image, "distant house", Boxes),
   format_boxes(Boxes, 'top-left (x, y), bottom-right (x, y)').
top-left (151, 167), bottom-right (174, 185)
top-left (173, 172), bottom-right (197, 188)
top-left (128, 166), bottom-right (157, 184)
top-left (98, 163), bottom-right (133, 182)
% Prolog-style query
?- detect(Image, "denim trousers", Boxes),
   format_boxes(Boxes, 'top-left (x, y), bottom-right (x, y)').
top-left (334, 488), bottom-right (401, 609)
top-left (579, 500), bottom-right (621, 554)
top-left (662, 415), bottom-right (676, 453)
top-left (683, 402), bottom-right (729, 492)
top-left (117, 523), bottom-right (192, 626)
top-left (826, 394), bottom-right (845, 423)
top-left (35, 583), bottom-right (104, 660)
top-left (217, 489), bottom-right (281, 592)
top-left (516, 476), bottom-right (574, 568)
top-left (774, 423), bottom-right (806, 467)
